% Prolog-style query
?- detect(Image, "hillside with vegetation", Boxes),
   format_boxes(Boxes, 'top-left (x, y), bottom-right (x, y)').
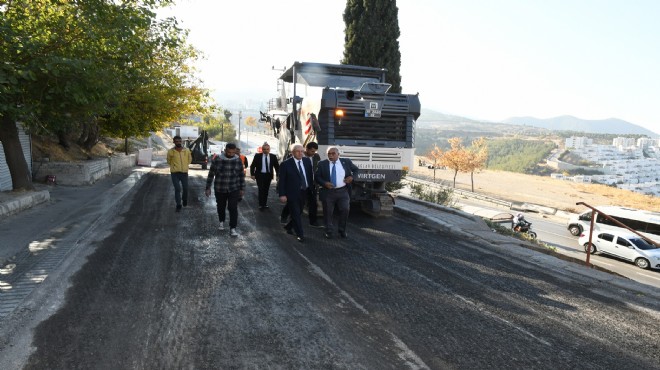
top-left (486, 139), bottom-right (556, 174)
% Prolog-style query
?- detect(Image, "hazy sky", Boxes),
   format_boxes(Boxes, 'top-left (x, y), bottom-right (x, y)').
top-left (160, 0), bottom-right (660, 135)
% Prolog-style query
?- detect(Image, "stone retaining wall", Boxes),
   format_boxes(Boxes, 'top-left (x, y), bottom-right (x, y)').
top-left (34, 154), bottom-right (136, 186)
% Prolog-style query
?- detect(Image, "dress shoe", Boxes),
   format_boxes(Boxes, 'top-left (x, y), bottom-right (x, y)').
top-left (339, 231), bottom-right (347, 238)
top-left (310, 222), bottom-right (323, 228)
top-left (182, 200), bottom-right (188, 207)
top-left (297, 236), bottom-right (304, 242)
top-left (324, 232), bottom-right (333, 239)
top-left (176, 205), bottom-right (182, 212)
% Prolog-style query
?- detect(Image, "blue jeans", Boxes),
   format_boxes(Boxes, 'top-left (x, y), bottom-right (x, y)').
top-left (170, 172), bottom-right (189, 206)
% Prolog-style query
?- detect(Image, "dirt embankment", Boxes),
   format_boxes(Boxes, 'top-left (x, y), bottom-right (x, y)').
top-left (410, 161), bottom-right (659, 213)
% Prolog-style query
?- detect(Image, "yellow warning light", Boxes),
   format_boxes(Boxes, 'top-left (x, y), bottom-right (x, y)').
top-left (402, 166), bottom-right (409, 171)
top-left (335, 109), bottom-right (345, 117)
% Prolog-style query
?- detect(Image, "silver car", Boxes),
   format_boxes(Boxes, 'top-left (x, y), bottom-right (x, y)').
top-left (579, 231), bottom-right (660, 270)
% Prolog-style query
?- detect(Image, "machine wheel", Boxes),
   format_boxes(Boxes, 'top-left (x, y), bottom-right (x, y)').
top-left (583, 243), bottom-right (596, 254)
top-left (568, 225), bottom-right (582, 236)
top-left (527, 231), bottom-right (537, 240)
top-left (635, 258), bottom-right (650, 269)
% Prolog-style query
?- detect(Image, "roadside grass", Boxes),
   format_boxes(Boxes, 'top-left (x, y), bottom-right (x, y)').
top-left (575, 183), bottom-right (660, 211)
top-left (410, 159), bottom-right (659, 213)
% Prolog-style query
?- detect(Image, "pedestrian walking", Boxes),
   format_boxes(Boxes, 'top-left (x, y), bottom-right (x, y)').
top-left (277, 143), bottom-right (314, 242)
top-left (250, 142), bottom-right (279, 209)
top-left (280, 141), bottom-right (323, 227)
top-left (315, 146), bottom-right (359, 238)
top-left (166, 135), bottom-right (192, 212)
top-left (205, 143), bottom-right (245, 237)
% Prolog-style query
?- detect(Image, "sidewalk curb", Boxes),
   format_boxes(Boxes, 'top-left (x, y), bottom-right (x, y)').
top-left (0, 190), bottom-right (50, 219)
top-left (395, 194), bottom-right (484, 223)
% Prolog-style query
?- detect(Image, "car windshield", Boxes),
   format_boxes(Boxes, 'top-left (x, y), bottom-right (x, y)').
top-left (630, 238), bottom-right (657, 250)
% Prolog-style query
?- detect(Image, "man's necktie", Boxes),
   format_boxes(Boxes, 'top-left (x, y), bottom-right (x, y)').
top-left (331, 162), bottom-right (337, 187)
top-left (297, 160), bottom-right (307, 189)
top-left (265, 155), bottom-right (269, 173)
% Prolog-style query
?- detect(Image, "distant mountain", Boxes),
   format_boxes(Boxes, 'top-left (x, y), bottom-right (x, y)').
top-left (418, 109), bottom-right (479, 124)
top-left (416, 108), bottom-right (552, 137)
top-left (504, 115), bottom-right (658, 137)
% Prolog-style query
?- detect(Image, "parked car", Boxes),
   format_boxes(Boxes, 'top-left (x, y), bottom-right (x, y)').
top-left (579, 231), bottom-right (660, 270)
top-left (208, 144), bottom-right (224, 160)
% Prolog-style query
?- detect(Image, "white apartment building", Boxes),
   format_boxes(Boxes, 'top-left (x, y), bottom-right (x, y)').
top-left (572, 145), bottom-right (643, 162)
top-left (619, 182), bottom-right (660, 197)
top-left (612, 136), bottom-right (636, 148)
top-left (565, 136), bottom-right (593, 148)
top-left (636, 137), bottom-right (658, 148)
top-left (549, 173), bottom-right (592, 183)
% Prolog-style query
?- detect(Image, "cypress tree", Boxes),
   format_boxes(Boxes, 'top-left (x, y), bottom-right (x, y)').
top-left (342, 0), bottom-right (402, 93)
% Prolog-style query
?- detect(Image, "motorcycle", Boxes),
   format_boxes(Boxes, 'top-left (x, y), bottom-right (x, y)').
top-left (513, 220), bottom-right (538, 240)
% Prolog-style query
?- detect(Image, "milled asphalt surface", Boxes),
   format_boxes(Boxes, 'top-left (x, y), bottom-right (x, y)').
top-left (0, 164), bottom-right (658, 304)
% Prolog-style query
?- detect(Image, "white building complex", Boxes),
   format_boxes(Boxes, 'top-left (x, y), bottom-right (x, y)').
top-left (551, 136), bottom-right (660, 196)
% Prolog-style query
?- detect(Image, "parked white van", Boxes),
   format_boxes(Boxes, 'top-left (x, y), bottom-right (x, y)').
top-left (567, 206), bottom-right (660, 244)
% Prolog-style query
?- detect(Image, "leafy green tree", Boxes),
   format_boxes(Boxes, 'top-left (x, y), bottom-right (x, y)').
top-left (342, 0), bottom-right (402, 93)
top-left (199, 113), bottom-right (236, 143)
top-left (0, 0), bottom-right (206, 190)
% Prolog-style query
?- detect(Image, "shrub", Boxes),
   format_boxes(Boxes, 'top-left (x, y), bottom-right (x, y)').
top-left (409, 183), bottom-right (455, 207)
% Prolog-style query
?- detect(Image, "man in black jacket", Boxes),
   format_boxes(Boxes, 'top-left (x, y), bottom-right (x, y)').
top-left (315, 146), bottom-right (359, 239)
top-left (250, 142), bottom-right (279, 209)
top-left (277, 144), bottom-right (313, 242)
top-left (280, 142), bottom-right (322, 227)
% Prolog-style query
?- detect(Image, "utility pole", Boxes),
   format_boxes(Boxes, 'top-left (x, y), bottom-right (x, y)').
top-left (238, 111), bottom-right (242, 145)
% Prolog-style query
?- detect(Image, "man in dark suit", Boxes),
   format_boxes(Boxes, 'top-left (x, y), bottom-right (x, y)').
top-left (277, 143), bottom-right (313, 242)
top-left (250, 142), bottom-right (279, 209)
top-left (315, 146), bottom-right (359, 239)
top-left (280, 141), bottom-right (322, 227)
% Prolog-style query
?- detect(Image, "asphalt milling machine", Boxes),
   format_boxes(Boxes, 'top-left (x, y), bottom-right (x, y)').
top-left (261, 62), bottom-right (421, 216)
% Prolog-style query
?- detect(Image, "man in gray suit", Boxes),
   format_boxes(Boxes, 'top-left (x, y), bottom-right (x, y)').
top-left (315, 146), bottom-right (359, 239)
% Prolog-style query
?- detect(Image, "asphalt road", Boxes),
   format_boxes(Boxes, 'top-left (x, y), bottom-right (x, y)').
top-left (1, 167), bottom-right (658, 369)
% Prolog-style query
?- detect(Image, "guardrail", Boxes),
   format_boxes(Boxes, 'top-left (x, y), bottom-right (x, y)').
top-left (405, 176), bottom-right (513, 208)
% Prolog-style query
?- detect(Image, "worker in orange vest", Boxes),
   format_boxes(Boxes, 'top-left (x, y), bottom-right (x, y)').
top-left (236, 147), bottom-right (249, 174)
